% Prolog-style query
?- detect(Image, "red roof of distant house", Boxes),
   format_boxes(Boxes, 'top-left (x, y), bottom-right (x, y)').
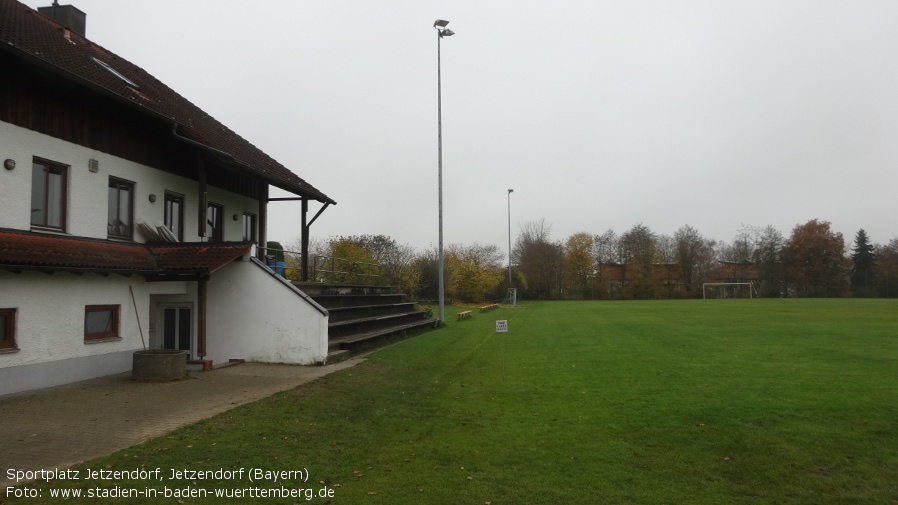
top-left (0, 229), bottom-right (250, 276)
top-left (0, 0), bottom-right (334, 205)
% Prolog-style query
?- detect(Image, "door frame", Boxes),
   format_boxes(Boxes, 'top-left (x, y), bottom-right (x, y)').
top-left (157, 302), bottom-right (194, 357)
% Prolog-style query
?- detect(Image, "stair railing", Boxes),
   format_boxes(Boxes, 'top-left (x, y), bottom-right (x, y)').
top-left (257, 246), bottom-right (383, 284)
top-left (313, 255), bottom-right (382, 285)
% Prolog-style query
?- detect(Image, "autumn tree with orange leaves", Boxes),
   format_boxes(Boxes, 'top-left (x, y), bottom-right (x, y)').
top-left (783, 219), bottom-right (850, 297)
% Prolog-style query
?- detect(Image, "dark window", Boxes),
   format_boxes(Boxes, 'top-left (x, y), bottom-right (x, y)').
top-left (31, 158), bottom-right (68, 231)
top-left (206, 202), bottom-right (223, 242)
top-left (107, 178), bottom-right (134, 240)
top-left (84, 305), bottom-right (120, 341)
top-left (164, 193), bottom-right (185, 241)
top-left (242, 212), bottom-right (257, 243)
top-left (0, 308), bottom-right (16, 350)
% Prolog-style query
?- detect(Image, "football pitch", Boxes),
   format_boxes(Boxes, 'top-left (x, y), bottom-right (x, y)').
top-left (12, 299), bottom-right (898, 504)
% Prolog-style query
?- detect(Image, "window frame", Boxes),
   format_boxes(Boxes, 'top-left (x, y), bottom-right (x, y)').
top-left (30, 157), bottom-right (68, 232)
top-left (164, 192), bottom-right (185, 241)
top-left (84, 305), bottom-right (120, 341)
top-left (107, 177), bottom-right (135, 241)
top-left (242, 212), bottom-right (257, 243)
top-left (206, 202), bottom-right (223, 243)
top-left (0, 308), bottom-right (16, 350)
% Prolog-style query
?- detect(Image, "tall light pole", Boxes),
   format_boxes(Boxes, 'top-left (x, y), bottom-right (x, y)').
top-left (507, 189), bottom-right (514, 286)
top-left (434, 19), bottom-right (454, 323)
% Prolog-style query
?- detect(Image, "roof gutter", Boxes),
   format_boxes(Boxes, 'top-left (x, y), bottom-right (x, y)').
top-left (169, 123), bottom-right (235, 164)
top-left (167, 123), bottom-right (335, 205)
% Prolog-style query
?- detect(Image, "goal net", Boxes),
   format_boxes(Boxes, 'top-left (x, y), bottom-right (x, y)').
top-left (498, 288), bottom-right (517, 306)
top-left (702, 282), bottom-right (755, 299)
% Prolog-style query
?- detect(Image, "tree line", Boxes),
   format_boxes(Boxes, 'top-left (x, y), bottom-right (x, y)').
top-left (275, 218), bottom-right (898, 302)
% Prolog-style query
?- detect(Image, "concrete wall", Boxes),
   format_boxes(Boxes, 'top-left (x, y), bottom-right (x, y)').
top-left (206, 259), bottom-right (328, 365)
top-left (0, 121), bottom-right (259, 242)
top-left (0, 271), bottom-right (186, 395)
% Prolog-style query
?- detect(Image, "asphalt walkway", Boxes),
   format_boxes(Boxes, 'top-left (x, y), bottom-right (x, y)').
top-left (0, 359), bottom-right (364, 487)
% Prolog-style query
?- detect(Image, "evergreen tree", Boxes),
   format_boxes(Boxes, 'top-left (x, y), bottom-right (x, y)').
top-left (850, 229), bottom-right (877, 297)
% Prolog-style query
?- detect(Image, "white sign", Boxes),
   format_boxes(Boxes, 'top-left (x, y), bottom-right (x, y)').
top-left (496, 320), bottom-right (508, 333)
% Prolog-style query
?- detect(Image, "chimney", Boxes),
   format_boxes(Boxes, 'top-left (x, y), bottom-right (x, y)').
top-left (37, 1), bottom-right (86, 38)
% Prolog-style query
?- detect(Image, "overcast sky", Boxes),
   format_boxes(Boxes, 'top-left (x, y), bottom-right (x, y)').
top-left (21, 0), bottom-right (898, 252)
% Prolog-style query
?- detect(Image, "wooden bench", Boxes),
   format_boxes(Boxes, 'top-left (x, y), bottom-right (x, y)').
top-left (479, 304), bottom-right (498, 312)
top-left (456, 310), bottom-right (472, 320)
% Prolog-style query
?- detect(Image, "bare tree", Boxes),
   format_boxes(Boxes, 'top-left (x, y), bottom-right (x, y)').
top-left (593, 229), bottom-right (619, 298)
top-left (674, 225), bottom-right (702, 293)
top-left (514, 219), bottom-right (563, 299)
top-left (752, 225), bottom-right (785, 297)
top-left (621, 223), bottom-right (657, 299)
top-left (657, 234), bottom-right (678, 298)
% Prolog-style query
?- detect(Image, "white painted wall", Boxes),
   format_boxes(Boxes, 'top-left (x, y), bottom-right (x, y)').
top-left (0, 120), bottom-right (277, 396)
top-left (206, 259), bottom-right (328, 365)
top-left (0, 121), bottom-right (260, 242)
top-left (0, 270), bottom-right (186, 395)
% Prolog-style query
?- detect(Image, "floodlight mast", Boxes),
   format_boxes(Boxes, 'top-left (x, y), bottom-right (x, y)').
top-left (434, 18), bottom-right (454, 323)
top-left (507, 189), bottom-right (514, 285)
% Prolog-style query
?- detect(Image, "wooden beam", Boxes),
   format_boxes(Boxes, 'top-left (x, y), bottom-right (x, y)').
top-left (197, 277), bottom-right (207, 358)
top-left (197, 159), bottom-right (207, 239)
top-left (258, 184), bottom-right (268, 260)
top-left (301, 197), bottom-right (309, 281)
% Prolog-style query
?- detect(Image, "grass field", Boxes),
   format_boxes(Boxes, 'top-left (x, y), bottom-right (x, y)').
top-left (9, 299), bottom-right (898, 504)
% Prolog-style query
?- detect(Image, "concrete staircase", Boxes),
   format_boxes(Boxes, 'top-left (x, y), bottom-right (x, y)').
top-left (294, 283), bottom-right (438, 363)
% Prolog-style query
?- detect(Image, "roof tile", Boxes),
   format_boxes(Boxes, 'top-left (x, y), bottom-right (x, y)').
top-left (0, 0), bottom-right (334, 204)
top-left (0, 230), bottom-right (250, 275)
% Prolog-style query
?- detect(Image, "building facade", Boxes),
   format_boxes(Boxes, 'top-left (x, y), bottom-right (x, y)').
top-left (0, 0), bottom-right (334, 395)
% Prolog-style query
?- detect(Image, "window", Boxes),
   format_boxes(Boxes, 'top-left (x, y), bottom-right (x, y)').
top-left (242, 212), bottom-right (257, 243)
top-left (31, 158), bottom-right (68, 231)
top-left (206, 202), bottom-right (223, 242)
top-left (164, 192), bottom-right (184, 241)
top-left (107, 178), bottom-right (134, 240)
top-left (84, 305), bottom-right (120, 341)
top-left (92, 57), bottom-right (140, 88)
top-left (0, 308), bottom-right (16, 350)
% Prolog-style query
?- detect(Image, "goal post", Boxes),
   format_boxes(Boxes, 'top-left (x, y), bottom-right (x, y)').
top-left (499, 288), bottom-right (517, 306)
top-left (702, 282), bottom-right (754, 299)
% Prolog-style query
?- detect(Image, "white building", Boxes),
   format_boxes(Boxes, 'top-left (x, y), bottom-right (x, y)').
top-left (0, 0), bottom-right (335, 395)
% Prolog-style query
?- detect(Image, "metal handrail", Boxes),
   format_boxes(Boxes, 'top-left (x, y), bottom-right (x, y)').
top-left (258, 247), bottom-right (382, 284)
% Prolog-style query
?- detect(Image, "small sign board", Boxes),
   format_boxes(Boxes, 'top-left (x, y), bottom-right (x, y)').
top-left (496, 320), bottom-right (508, 333)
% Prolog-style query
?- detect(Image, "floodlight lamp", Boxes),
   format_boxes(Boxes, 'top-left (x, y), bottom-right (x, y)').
top-left (441, 29), bottom-right (455, 37)
top-left (434, 19), bottom-right (449, 28)
top-left (508, 189), bottom-right (514, 194)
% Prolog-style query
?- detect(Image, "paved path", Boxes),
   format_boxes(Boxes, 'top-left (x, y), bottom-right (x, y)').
top-left (0, 359), bottom-right (364, 487)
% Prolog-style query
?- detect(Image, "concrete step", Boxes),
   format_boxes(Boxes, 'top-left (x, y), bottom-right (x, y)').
top-left (328, 311), bottom-right (430, 339)
top-left (328, 319), bottom-right (438, 353)
top-left (324, 349), bottom-right (352, 364)
top-left (313, 293), bottom-right (405, 309)
top-left (293, 283), bottom-right (395, 297)
top-left (327, 302), bottom-right (419, 322)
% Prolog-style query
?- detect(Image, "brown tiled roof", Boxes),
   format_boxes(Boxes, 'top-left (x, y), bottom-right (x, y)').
top-left (150, 244), bottom-right (252, 273)
top-left (0, 0), bottom-right (334, 205)
top-left (0, 229), bottom-right (250, 275)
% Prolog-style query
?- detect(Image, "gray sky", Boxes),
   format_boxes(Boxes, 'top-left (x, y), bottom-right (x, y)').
top-left (22, 0), bottom-right (898, 251)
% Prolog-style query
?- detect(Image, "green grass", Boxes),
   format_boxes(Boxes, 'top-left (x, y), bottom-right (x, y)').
top-left (8, 299), bottom-right (898, 504)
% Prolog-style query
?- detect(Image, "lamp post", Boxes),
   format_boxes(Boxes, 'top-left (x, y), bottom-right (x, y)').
top-left (434, 19), bottom-right (454, 323)
top-left (507, 189), bottom-right (514, 286)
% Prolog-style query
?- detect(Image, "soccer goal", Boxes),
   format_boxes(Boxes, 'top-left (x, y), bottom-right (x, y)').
top-left (498, 288), bottom-right (517, 306)
top-left (702, 282), bottom-right (755, 299)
